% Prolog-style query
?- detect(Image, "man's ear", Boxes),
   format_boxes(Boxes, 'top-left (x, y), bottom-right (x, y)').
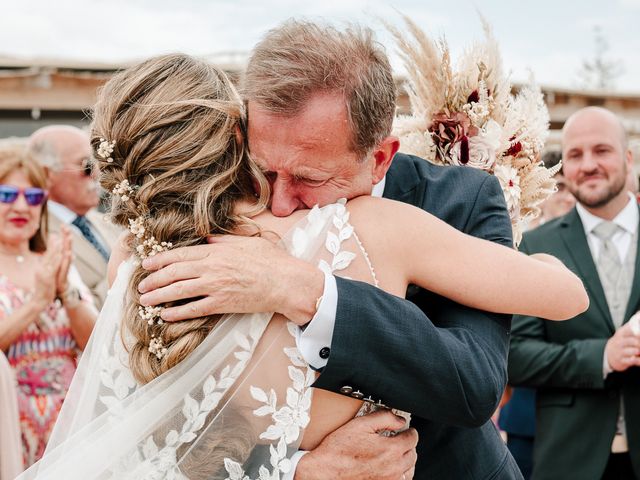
top-left (371, 136), bottom-right (400, 183)
top-left (235, 125), bottom-right (244, 149)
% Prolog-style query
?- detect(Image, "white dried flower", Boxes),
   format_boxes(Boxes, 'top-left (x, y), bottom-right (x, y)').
top-left (128, 217), bottom-right (146, 239)
top-left (112, 179), bottom-right (136, 202)
top-left (138, 305), bottom-right (164, 326)
top-left (148, 336), bottom-right (168, 360)
top-left (494, 164), bottom-right (521, 216)
top-left (97, 138), bottom-right (116, 163)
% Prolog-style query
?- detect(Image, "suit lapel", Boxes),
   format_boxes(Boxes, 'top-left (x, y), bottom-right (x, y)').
top-left (623, 205), bottom-right (640, 322)
top-left (382, 154), bottom-right (426, 207)
top-left (560, 209), bottom-right (614, 333)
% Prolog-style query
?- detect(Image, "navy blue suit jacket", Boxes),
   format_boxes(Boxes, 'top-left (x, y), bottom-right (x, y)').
top-left (313, 153), bottom-right (522, 479)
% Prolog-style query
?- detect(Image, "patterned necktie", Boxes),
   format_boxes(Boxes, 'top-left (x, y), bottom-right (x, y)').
top-left (593, 220), bottom-right (624, 327)
top-left (72, 215), bottom-right (109, 261)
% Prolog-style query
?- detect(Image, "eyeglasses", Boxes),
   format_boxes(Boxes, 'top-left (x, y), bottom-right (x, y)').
top-left (81, 158), bottom-right (94, 177)
top-left (55, 158), bottom-right (94, 177)
top-left (0, 185), bottom-right (48, 206)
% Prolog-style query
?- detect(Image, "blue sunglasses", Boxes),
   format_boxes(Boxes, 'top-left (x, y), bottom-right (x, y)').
top-left (0, 185), bottom-right (48, 206)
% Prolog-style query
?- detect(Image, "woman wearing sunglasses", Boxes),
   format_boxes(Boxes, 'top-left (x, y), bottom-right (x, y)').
top-left (0, 145), bottom-right (98, 471)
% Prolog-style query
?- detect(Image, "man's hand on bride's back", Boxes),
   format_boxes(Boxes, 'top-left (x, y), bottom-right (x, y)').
top-left (137, 236), bottom-right (325, 324)
top-left (295, 411), bottom-right (418, 480)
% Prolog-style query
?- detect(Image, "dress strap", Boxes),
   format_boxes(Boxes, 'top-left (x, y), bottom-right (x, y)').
top-left (351, 230), bottom-right (379, 288)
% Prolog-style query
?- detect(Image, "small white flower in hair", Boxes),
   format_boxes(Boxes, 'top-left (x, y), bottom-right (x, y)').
top-left (128, 217), bottom-right (146, 239)
top-left (148, 336), bottom-right (168, 360)
top-left (138, 305), bottom-right (164, 326)
top-left (97, 138), bottom-right (116, 163)
top-left (112, 179), bottom-right (137, 202)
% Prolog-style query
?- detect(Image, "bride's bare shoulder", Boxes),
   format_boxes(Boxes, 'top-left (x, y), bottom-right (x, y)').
top-left (345, 195), bottom-right (425, 230)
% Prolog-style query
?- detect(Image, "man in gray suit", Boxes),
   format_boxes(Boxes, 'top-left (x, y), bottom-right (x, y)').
top-left (509, 107), bottom-right (640, 479)
top-left (28, 126), bottom-right (119, 309)
top-left (139, 20), bottom-right (521, 479)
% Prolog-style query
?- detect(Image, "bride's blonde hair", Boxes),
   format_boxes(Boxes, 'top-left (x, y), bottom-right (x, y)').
top-left (91, 53), bottom-right (269, 384)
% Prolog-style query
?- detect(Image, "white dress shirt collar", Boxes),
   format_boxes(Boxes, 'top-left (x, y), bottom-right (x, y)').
top-left (371, 176), bottom-right (386, 198)
top-left (576, 192), bottom-right (638, 237)
top-left (48, 200), bottom-right (78, 224)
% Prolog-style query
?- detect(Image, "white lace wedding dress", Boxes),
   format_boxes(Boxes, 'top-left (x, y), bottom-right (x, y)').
top-left (17, 201), bottom-right (407, 480)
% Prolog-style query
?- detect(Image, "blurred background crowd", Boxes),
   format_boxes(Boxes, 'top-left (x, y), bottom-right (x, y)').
top-left (0, 1), bottom-right (640, 479)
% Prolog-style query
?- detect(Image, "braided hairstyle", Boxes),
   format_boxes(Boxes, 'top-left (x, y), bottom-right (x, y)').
top-left (91, 53), bottom-right (269, 384)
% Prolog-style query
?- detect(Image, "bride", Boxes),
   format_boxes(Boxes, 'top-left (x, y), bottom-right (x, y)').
top-left (18, 53), bottom-right (587, 480)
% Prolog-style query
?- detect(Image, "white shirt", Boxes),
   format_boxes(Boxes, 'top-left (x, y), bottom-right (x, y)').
top-left (296, 177), bottom-right (386, 369)
top-left (575, 193), bottom-right (639, 377)
top-left (575, 193), bottom-right (638, 265)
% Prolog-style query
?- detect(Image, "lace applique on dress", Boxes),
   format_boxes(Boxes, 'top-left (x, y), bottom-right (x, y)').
top-left (316, 199), bottom-right (378, 286)
top-left (224, 200), bottom-right (395, 480)
top-left (319, 199), bottom-right (410, 433)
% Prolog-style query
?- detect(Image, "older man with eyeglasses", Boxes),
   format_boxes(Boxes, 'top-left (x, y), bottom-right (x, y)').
top-left (27, 125), bottom-right (120, 309)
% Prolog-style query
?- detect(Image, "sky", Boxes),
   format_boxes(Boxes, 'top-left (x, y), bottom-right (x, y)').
top-left (1, 0), bottom-right (639, 92)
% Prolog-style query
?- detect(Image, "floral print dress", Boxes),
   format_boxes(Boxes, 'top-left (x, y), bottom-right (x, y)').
top-left (0, 267), bottom-right (94, 468)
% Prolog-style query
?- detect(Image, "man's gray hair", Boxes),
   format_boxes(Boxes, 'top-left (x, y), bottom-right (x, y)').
top-left (243, 19), bottom-right (397, 158)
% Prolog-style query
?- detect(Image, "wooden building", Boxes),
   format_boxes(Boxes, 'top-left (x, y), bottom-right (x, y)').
top-left (1, 55), bottom-right (639, 157)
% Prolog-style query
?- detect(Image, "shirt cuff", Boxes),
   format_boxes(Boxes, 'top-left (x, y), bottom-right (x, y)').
top-left (296, 272), bottom-right (337, 370)
top-left (283, 450), bottom-right (309, 480)
top-left (603, 343), bottom-right (613, 378)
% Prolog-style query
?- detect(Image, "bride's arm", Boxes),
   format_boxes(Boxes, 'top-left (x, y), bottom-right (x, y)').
top-left (348, 196), bottom-right (589, 320)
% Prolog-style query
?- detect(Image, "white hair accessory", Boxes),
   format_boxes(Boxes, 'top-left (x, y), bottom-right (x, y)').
top-left (97, 138), bottom-right (116, 163)
top-left (139, 305), bottom-right (164, 326)
top-left (148, 336), bottom-right (168, 360)
top-left (113, 179), bottom-right (137, 201)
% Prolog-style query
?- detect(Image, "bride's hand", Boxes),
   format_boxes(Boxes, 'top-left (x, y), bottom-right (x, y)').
top-left (138, 235), bottom-right (325, 324)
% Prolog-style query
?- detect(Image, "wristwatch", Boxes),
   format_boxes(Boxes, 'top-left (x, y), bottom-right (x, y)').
top-left (60, 287), bottom-right (82, 309)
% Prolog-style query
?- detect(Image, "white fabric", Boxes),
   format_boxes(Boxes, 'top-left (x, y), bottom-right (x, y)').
top-left (282, 451), bottom-right (308, 480)
top-left (0, 351), bottom-right (23, 480)
top-left (48, 202), bottom-right (110, 254)
top-left (297, 177), bottom-right (386, 370)
top-left (18, 201), bottom-right (373, 480)
top-left (296, 272), bottom-right (338, 370)
top-left (371, 177), bottom-right (386, 198)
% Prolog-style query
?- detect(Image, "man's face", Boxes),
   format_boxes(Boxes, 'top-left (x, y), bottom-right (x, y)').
top-left (562, 110), bottom-right (631, 210)
top-left (49, 131), bottom-right (99, 215)
top-left (247, 93), bottom-right (388, 217)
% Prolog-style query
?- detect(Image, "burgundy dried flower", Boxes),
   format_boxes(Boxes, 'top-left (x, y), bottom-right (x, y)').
top-left (506, 142), bottom-right (523, 157)
top-left (429, 110), bottom-right (478, 161)
top-left (467, 90), bottom-right (479, 104)
top-left (459, 136), bottom-right (470, 164)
